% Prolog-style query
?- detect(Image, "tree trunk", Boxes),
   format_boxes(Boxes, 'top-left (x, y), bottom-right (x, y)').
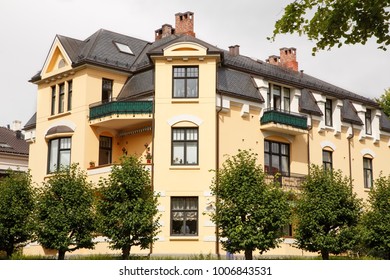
top-left (6, 246), bottom-right (14, 259)
top-left (321, 250), bottom-right (329, 260)
top-left (122, 246), bottom-right (131, 260)
top-left (244, 248), bottom-right (253, 260)
top-left (58, 250), bottom-right (66, 260)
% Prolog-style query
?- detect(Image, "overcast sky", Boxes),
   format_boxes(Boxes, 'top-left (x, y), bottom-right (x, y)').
top-left (0, 0), bottom-right (389, 128)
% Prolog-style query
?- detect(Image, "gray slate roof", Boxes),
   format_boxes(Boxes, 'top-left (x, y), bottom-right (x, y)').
top-left (23, 113), bottom-right (36, 130)
top-left (0, 127), bottom-right (29, 156)
top-left (341, 99), bottom-right (363, 125)
top-left (30, 28), bottom-right (388, 126)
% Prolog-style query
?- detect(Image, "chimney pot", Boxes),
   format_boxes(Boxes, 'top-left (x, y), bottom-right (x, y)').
top-left (155, 24), bottom-right (175, 41)
top-left (279, 47), bottom-right (298, 71)
top-left (228, 45), bottom-right (240, 56)
top-left (175, 11), bottom-right (195, 37)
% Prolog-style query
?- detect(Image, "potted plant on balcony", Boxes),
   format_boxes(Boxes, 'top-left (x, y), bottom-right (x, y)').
top-left (145, 153), bottom-right (152, 164)
top-left (89, 161), bottom-right (95, 168)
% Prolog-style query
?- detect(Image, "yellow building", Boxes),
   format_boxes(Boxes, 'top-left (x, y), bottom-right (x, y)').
top-left (25, 12), bottom-right (390, 257)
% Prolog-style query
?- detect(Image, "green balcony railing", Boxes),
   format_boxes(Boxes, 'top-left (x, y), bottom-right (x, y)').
top-left (260, 109), bottom-right (308, 130)
top-left (89, 100), bottom-right (153, 120)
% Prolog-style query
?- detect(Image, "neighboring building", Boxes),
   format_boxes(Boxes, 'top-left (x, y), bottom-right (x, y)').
top-left (0, 121), bottom-right (29, 177)
top-left (25, 12), bottom-right (390, 257)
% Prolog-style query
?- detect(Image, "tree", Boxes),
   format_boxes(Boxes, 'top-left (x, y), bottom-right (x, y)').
top-left (35, 164), bottom-right (95, 260)
top-left (375, 88), bottom-right (390, 117)
top-left (271, 0), bottom-right (390, 53)
top-left (294, 165), bottom-right (362, 259)
top-left (0, 170), bottom-right (35, 258)
top-left (210, 150), bottom-right (291, 260)
top-left (96, 155), bottom-right (160, 259)
top-left (362, 174), bottom-right (390, 259)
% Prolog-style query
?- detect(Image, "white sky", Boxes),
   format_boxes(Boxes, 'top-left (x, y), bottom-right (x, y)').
top-left (0, 0), bottom-right (389, 127)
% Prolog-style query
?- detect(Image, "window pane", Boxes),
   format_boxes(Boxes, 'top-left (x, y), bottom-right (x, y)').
top-left (323, 150), bottom-right (331, 162)
top-left (173, 142), bottom-right (185, 164)
top-left (264, 153), bottom-right (270, 173)
top-left (271, 155), bottom-right (280, 174)
top-left (264, 141), bottom-right (269, 152)
top-left (49, 139), bottom-right (58, 173)
top-left (172, 198), bottom-right (185, 210)
top-left (272, 143), bottom-right (279, 153)
top-left (173, 79), bottom-right (185, 97)
top-left (60, 138), bottom-right (71, 149)
top-left (173, 129), bottom-right (185, 141)
top-left (174, 67), bottom-right (185, 77)
top-left (281, 156), bottom-right (289, 175)
top-left (281, 144), bottom-right (289, 155)
top-left (187, 79), bottom-right (198, 98)
top-left (365, 170), bottom-right (373, 188)
top-left (363, 158), bottom-right (371, 169)
top-left (186, 198), bottom-right (198, 210)
top-left (273, 85), bottom-right (281, 96)
top-left (186, 142), bottom-right (198, 164)
top-left (186, 129), bottom-right (198, 140)
top-left (186, 67), bottom-right (198, 77)
top-left (59, 150), bottom-right (71, 168)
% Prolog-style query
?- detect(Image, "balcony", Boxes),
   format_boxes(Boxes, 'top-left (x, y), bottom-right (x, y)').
top-left (265, 173), bottom-right (306, 193)
top-left (260, 109), bottom-right (308, 135)
top-left (89, 100), bottom-right (153, 130)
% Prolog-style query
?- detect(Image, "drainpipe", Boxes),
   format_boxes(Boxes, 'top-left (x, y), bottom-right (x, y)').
top-left (149, 95), bottom-right (156, 257)
top-left (215, 91), bottom-right (223, 260)
top-left (347, 123), bottom-right (354, 190)
top-left (307, 114), bottom-right (313, 173)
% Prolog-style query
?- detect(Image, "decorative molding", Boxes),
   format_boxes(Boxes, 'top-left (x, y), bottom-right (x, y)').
top-left (167, 114), bottom-right (203, 126)
top-left (320, 140), bottom-right (336, 151)
top-left (361, 148), bottom-right (376, 158)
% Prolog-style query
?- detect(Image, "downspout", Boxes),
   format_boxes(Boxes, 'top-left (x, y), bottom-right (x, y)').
top-left (347, 123), bottom-right (354, 190)
top-left (215, 90), bottom-right (223, 260)
top-left (149, 94), bottom-right (156, 257)
top-left (307, 114), bottom-right (313, 173)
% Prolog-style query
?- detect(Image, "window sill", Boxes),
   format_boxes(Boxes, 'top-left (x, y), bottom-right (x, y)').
top-left (169, 236), bottom-right (199, 241)
top-left (364, 187), bottom-right (372, 192)
top-left (48, 111), bottom-right (71, 120)
top-left (171, 99), bottom-right (199, 104)
top-left (170, 166), bottom-right (200, 170)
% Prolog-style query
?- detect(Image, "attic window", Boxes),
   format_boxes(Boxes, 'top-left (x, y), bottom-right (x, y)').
top-left (0, 142), bottom-right (11, 148)
top-left (114, 42), bottom-right (133, 55)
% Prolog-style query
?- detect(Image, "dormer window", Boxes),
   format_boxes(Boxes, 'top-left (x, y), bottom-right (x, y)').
top-left (114, 42), bottom-right (133, 55)
top-left (267, 84), bottom-right (291, 112)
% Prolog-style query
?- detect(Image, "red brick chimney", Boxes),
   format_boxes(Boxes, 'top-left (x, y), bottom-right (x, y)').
top-left (266, 55), bottom-right (280, 66)
top-left (279, 47), bottom-right (298, 71)
top-left (175, 11), bottom-right (195, 37)
top-left (155, 24), bottom-right (175, 40)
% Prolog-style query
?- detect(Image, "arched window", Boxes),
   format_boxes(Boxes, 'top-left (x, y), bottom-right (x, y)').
top-left (322, 147), bottom-right (333, 171)
top-left (363, 156), bottom-right (373, 189)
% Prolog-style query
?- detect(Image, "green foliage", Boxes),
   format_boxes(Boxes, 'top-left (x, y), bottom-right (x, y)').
top-left (0, 170), bottom-right (35, 258)
top-left (35, 164), bottom-right (95, 260)
top-left (271, 0), bottom-right (390, 53)
top-left (210, 150), bottom-right (291, 260)
top-left (96, 155), bottom-right (160, 259)
top-left (375, 88), bottom-right (390, 117)
top-left (362, 174), bottom-right (390, 259)
top-left (294, 165), bottom-right (362, 259)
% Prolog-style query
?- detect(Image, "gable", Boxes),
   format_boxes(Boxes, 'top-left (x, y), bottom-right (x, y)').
top-left (163, 42), bottom-right (208, 57)
top-left (41, 37), bottom-right (73, 79)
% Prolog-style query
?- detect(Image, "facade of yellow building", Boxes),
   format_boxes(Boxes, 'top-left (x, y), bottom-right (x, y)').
top-left (24, 12), bottom-right (390, 257)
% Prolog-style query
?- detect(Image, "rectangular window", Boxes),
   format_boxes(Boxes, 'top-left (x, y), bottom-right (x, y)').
top-left (47, 137), bottom-right (71, 173)
top-left (173, 67), bottom-right (198, 98)
top-left (283, 88), bottom-right (290, 112)
top-left (363, 157), bottom-right (373, 189)
top-left (102, 79), bottom-right (113, 103)
top-left (264, 140), bottom-right (290, 176)
top-left (51, 86), bottom-right (56, 115)
top-left (365, 109), bottom-right (372, 135)
top-left (99, 136), bottom-right (112, 166)
top-left (272, 85), bottom-right (281, 110)
top-left (325, 99), bottom-right (333, 126)
top-left (322, 150), bottom-right (333, 171)
top-left (58, 83), bottom-right (65, 113)
top-left (67, 80), bottom-right (72, 111)
top-left (171, 197), bottom-right (198, 236)
top-left (172, 128), bottom-right (198, 165)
